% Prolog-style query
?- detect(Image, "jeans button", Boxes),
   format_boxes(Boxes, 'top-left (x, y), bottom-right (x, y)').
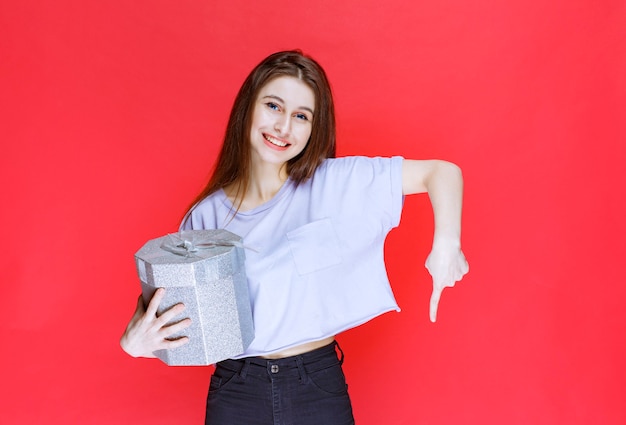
top-left (270, 365), bottom-right (279, 374)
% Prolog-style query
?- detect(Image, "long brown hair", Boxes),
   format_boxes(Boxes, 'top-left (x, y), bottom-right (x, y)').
top-left (183, 50), bottom-right (336, 223)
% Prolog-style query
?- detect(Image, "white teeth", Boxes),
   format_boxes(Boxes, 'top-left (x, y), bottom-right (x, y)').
top-left (265, 134), bottom-right (288, 147)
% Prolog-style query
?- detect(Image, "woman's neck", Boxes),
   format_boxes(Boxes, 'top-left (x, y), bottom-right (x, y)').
top-left (226, 162), bottom-right (288, 211)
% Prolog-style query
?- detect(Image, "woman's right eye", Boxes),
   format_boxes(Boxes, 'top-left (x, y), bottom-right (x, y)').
top-left (266, 102), bottom-right (279, 111)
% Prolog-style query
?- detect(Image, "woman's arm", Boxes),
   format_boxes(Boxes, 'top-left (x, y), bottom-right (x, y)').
top-left (402, 159), bottom-right (469, 322)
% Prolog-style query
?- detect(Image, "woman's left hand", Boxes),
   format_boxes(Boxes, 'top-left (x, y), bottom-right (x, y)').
top-left (425, 243), bottom-right (469, 322)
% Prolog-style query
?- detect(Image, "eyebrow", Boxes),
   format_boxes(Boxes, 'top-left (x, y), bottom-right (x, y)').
top-left (262, 95), bottom-right (315, 115)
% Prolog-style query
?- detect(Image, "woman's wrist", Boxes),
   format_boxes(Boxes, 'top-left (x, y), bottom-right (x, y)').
top-left (432, 234), bottom-right (461, 250)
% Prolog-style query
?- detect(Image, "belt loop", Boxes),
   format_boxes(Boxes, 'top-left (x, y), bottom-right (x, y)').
top-left (335, 341), bottom-right (345, 365)
top-left (240, 358), bottom-right (250, 379)
top-left (295, 356), bottom-right (307, 384)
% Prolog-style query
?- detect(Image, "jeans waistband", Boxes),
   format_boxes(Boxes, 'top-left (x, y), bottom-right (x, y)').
top-left (216, 341), bottom-right (344, 379)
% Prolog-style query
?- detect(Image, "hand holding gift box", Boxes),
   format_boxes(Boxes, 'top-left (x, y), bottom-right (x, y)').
top-left (133, 229), bottom-right (255, 366)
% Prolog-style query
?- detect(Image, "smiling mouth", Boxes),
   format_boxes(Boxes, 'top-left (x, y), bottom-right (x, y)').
top-left (264, 134), bottom-right (290, 148)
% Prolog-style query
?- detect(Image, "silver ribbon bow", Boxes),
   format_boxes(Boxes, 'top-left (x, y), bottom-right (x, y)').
top-left (160, 232), bottom-right (256, 257)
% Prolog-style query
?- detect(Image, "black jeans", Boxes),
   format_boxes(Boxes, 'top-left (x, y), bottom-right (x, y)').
top-left (205, 341), bottom-right (355, 425)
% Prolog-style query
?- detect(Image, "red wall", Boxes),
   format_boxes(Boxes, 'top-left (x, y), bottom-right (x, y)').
top-left (2, 1), bottom-right (624, 423)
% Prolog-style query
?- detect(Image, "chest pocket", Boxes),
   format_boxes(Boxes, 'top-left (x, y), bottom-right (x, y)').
top-left (286, 218), bottom-right (343, 276)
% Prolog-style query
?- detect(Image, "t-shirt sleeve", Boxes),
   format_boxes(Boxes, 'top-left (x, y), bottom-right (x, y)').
top-left (318, 156), bottom-right (404, 231)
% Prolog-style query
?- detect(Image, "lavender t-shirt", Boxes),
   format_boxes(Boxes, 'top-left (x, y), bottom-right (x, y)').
top-left (182, 156), bottom-right (405, 358)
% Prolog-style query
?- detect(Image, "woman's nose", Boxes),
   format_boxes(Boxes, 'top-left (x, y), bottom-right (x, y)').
top-left (274, 115), bottom-right (291, 135)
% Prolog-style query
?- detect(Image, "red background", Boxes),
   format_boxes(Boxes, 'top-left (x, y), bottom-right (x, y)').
top-left (2, 1), bottom-right (625, 424)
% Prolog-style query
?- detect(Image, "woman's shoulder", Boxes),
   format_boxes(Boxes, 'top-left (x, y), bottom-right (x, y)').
top-left (318, 155), bottom-right (369, 172)
top-left (317, 155), bottom-right (403, 176)
top-left (194, 189), bottom-right (226, 209)
top-left (180, 189), bottom-right (227, 230)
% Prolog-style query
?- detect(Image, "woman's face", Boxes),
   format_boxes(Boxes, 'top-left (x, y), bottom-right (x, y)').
top-left (249, 76), bottom-right (315, 169)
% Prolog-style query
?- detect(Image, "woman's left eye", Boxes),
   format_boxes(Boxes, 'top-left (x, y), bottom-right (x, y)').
top-left (295, 113), bottom-right (309, 121)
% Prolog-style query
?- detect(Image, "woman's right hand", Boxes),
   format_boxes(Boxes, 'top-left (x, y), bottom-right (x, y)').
top-left (120, 288), bottom-right (192, 358)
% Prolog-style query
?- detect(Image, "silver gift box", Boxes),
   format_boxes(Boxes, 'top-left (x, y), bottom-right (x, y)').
top-left (134, 229), bottom-right (254, 366)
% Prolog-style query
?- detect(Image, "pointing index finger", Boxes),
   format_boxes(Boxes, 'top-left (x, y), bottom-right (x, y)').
top-left (429, 285), bottom-right (443, 323)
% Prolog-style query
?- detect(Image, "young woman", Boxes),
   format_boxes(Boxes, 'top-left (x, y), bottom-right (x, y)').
top-left (121, 50), bottom-right (469, 424)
